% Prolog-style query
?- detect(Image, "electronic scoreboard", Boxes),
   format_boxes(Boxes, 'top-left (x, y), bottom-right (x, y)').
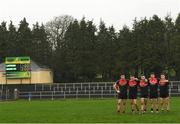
top-left (5, 57), bottom-right (31, 79)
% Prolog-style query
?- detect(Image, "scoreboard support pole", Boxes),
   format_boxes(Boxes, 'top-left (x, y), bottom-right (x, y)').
top-left (29, 60), bottom-right (31, 85)
top-left (5, 74), bottom-right (8, 100)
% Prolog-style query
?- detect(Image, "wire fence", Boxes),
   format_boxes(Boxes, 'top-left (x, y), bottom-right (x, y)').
top-left (0, 81), bottom-right (180, 101)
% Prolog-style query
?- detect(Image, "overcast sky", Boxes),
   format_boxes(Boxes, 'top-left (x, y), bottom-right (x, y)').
top-left (0, 0), bottom-right (180, 29)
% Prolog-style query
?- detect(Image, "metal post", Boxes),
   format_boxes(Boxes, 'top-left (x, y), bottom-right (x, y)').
top-left (5, 89), bottom-right (8, 100)
top-left (64, 91), bottom-right (65, 99)
top-left (40, 92), bottom-right (42, 99)
top-left (35, 84), bottom-right (36, 91)
top-left (169, 85), bottom-right (171, 97)
top-left (14, 88), bottom-right (18, 100)
top-left (51, 91), bottom-right (54, 100)
top-left (76, 88), bottom-right (78, 99)
top-left (28, 92), bottom-right (31, 101)
top-left (0, 90), bottom-right (2, 101)
top-left (0, 90), bottom-right (1, 101)
top-left (42, 84), bottom-right (44, 91)
top-left (89, 89), bottom-right (90, 99)
top-left (50, 84), bottom-right (52, 91)
top-left (57, 83), bottom-right (59, 91)
top-left (101, 88), bottom-right (103, 99)
top-left (1, 84), bottom-right (3, 91)
top-left (171, 81), bottom-right (173, 89)
top-left (61, 87), bottom-right (63, 93)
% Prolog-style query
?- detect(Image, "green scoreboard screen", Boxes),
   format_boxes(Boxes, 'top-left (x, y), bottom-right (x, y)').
top-left (5, 57), bottom-right (31, 79)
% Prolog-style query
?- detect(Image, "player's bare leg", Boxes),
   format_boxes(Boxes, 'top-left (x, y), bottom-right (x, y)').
top-left (134, 99), bottom-right (139, 112)
top-left (117, 99), bottom-right (121, 113)
top-left (166, 97), bottom-right (169, 112)
top-left (130, 99), bottom-right (134, 113)
top-left (150, 99), bottom-right (154, 113)
top-left (160, 98), bottom-right (164, 111)
top-left (122, 99), bottom-right (126, 113)
top-left (155, 98), bottom-right (159, 113)
top-left (144, 98), bottom-right (147, 112)
top-left (141, 98), bottom-right (144, 113)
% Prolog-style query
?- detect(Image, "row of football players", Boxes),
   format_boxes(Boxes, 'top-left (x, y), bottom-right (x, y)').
top-left (113, 73), bottom-right (169, 114)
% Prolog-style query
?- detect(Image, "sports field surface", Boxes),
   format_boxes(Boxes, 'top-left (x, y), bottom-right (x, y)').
top-left (0, 97), bottom-right (180, 123)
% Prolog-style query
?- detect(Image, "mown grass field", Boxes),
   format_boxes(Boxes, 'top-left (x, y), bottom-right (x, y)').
top-left (0, 97), bottom-right (180, 123)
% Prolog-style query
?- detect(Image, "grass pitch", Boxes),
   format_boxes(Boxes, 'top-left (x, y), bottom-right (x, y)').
top-left (0, 97), bottom-right (180, 123)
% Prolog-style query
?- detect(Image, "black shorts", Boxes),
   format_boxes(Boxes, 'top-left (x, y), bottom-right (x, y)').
top-left (159, 85), bottom-right (169, 98)
top-left (149, 84), bottom-right (158, 98)
top-left (129, 86), bottom-right (137, 99)
top-left (149, 91), bottom-right (158, 99)
top-left (140, 86), bottom-right (148, 98)
top-left (118, 93), bottom-right (127, 99)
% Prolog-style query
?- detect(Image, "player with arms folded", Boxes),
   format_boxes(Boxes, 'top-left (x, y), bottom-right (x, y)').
top-left (128, 75), bottom-right (139, 113)
top-left (159, 73), bottom-right (170, 112)
top-left (149, 72), bottom-right (159, 113)
top-left (139, 75), bottom-right (148, 114)
top-left (113, 74), bottom-right (128, 113)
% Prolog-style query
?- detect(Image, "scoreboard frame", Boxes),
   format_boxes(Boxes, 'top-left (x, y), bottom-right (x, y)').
top-left (5, 57), bottom-right (31, 79)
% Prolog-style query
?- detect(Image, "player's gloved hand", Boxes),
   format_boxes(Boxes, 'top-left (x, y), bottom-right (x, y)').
top-left (116, 90), bottom-right (120, 93)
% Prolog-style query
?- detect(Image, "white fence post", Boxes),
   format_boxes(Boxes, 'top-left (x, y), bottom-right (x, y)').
top-left (76, 88), bottom-right (78, 99)
top-left (35, 84), bottom-right (36, 91)
top-left (51, 91), bottom-right (54, 100)
top-left (101, 88), bottom-right (103, 99)
top-left (0, 90), bottom-right (2, 100)
top-left (40, 92), bottom-right (42, 99)
top-left (65, 84), bottom-right (66, 90)
top-left (89, 89), bottom-right (90, 99)
top-left (169, 86), bottom-right (171, 97)
top-left (42, 85), bottom-right (44, 91)
top-left (50, 84), bottom-right (52, 91)
top-left (64, 91), bottom-right (65, 99)
top-left (28, 92), bottom-right (31, 101)
top-left (5, 89), bottom-right (8, 100)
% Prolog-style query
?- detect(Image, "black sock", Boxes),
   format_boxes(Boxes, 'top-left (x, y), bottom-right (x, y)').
top-left (151, 108), bottom-right (153, 111)
top-left (156, 109), bottom-right (158, 111)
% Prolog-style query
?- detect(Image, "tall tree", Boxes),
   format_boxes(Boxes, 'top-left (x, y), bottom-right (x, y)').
top-left (17, 18), bottom-right (32, 56)
top-left (173, 13), bottom-right (180, 79)
top-left (45, 15), bottom-right (74, 49)
top-left (32, 22), bottom-right (52, 66)
top-left (7, 21), bottom-right (18, 56)
top-left (0, 22), bottom-right (8, 60)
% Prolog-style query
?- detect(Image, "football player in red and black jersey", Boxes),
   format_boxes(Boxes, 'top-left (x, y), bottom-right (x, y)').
top-left (113, 74), bottom-right (128, 113)
top-left (128, 75), bottom-right (139, 113)
top-left (159, 73), bottom-right (169, 112)
top-left (149, 72), bottom-right (159, 113)
top-left (139, 75), bottom-right (148, 113)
